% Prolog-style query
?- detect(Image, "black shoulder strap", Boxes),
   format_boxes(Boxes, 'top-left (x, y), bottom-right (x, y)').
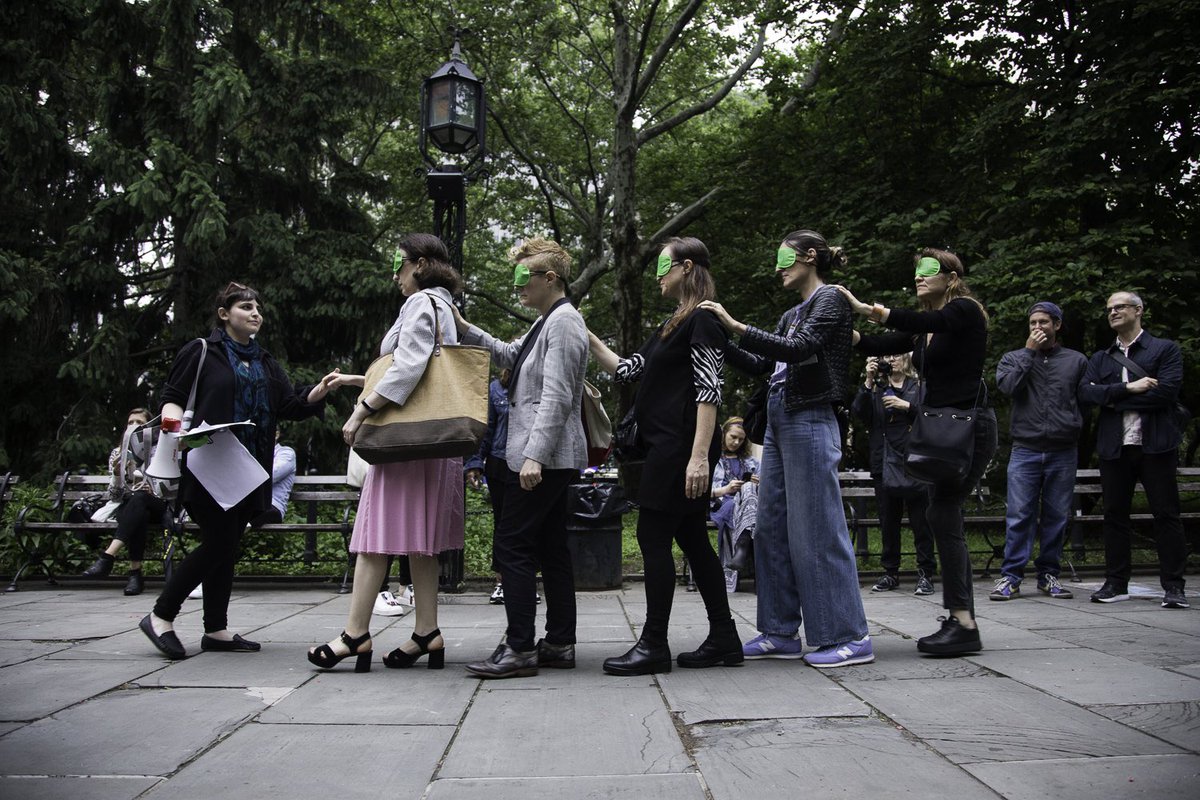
top-left (1107, 349), bottom-right (1149, 380)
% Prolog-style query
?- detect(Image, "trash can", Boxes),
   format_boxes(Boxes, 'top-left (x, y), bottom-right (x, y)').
top-left (566, 480), bottom-right (628, 590)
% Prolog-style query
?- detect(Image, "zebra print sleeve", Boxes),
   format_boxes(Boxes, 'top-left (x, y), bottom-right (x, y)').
top-left (692, 344), bottom-right (724, 405)
top-left (614, 353), bottom-right (645, 384)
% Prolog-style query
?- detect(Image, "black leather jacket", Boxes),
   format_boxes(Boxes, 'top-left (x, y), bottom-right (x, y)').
top-left (725, 285), bottom-right (854, 411)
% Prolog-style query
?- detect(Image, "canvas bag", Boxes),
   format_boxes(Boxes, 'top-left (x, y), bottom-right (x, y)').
top-left (580, 380), bottom-right (613, 467)
top-left (353, 295), bottom-right (489, 464)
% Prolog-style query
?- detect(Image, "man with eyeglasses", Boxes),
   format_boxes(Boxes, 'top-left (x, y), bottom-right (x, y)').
top-left (452, 237), bottom-right (590, 677)
top-left (1081, 292), bottom-right (1188, 608)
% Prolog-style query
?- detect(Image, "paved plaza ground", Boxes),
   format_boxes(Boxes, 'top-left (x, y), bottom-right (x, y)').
top-left (0, 576), bottom-right (1198, 799)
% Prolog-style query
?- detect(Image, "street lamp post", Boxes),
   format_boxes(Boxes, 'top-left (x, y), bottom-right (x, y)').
top-left (419, 34), bottom-right (486, 277)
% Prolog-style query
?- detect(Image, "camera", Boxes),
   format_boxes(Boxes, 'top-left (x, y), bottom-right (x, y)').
top-left (872, 358), bottom-right (892, 388)
top-left (741, 471), bottom-right (754, 482)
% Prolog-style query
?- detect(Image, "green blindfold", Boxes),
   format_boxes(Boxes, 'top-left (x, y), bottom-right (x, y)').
top-left (776, 247), bottom-right (798, 271)
top-left (513, 264), bottom-right (554, 286)
top-left (656, 253), bottom-right (675, 278)
top-left (392, 251), bottom-right (406, 275)
top-left (914, 257), bottom-right (942, 278)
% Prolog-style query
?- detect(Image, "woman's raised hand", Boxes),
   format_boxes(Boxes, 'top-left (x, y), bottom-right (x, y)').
top-left (450, 303), bottom-right (469, 335)
top-left (323, 371), bottom-right (366, 391)
top-left (696, 301), bottom-right (740, 334)
top-left (833, 285), bottom-right (872, 317)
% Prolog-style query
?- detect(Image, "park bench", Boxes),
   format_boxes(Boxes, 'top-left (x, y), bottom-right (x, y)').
top-left (7, 473), bottom-right (360, 592)
top-left (0, 473), bottom-right (17, 520)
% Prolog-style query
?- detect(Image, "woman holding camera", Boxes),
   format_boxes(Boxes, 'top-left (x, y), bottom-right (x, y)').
top-left (140, 282), bottom-right (336, 660)
top-left (850, 353), bottom-right (936, 595)
top-left (710, 417), bottom-right (759, 578)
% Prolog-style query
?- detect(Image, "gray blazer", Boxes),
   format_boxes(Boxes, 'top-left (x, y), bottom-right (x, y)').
top-left (464, 301), bottom-right (588, 472)
top-left (373, 288), bottom-right (459, 406)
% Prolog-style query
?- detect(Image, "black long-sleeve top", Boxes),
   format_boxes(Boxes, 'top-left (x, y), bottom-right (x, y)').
top-left (855, 298), bottom-right (988, 409)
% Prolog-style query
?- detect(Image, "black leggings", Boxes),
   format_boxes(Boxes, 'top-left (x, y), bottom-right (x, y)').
top-left (113, 491), bottom-right (168, 561)
top-left (637, 506), bottom-right (731, 641)
top-left (153, 493), bottom-right (252, 633)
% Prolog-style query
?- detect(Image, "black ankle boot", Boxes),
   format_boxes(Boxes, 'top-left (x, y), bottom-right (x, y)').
top-left (603, 637), bottom-right (671, 676)
top-left (677, 619), bottom-right (744, 668)
top-left (123, 570), bottom-right (144, 596)
top-left (725, 533), bottom-right (753, 573)
top-left (82, 553), bottom-right (115, 578)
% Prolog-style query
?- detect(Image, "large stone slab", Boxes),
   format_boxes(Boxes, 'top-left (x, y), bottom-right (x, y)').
top-left (0, 687), bottom-right (264, 775)
top-left (0, 776), bottom-right (161, 799)
top-left (260, 669), bottom-right (478, 726)
top-left (963, 754), bottom-right (1200, 800)
top-left (658, 658), bottom-right (868, 724)
top-left (143, 723), bottom-right (454, 799)
top-left (690, 717), bottom-right (1003, 800)
top-left (846, 676), bottom-right (1181, 763)
top-left (1089, 701), bottom-right (1200, 752)
top-left (817, 630), bottom-right (993, 682)
top-left (0, 656), bottom-right (165, 720)
top-left (0, 611), bottom-right (147, 641)
top-left (0, 640), bottom-right (72, 667)
top-left (133, 645), bottom-right (316, 689)
top-left (440, 684), bottom-right (690, 778)
top-left (1035, 623), bottom-right (1200, 668)
top-left (425, 774), bottom-right (706, 799)
top-left (1110, 610), bottom-right (1200, 636)
top-left (968, 647), bottom-right (1200, 705)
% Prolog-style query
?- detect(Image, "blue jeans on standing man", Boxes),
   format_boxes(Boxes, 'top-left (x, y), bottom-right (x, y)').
top-left (753, 387), bottom-right (868, 648)
top-left (1000, 446), bottom-right (1076, 585)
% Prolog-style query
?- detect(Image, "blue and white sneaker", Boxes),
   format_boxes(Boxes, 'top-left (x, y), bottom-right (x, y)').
top-left (742, 632), bottom-right (804, 660)
top-left (802, 637), bottom-right (874, 668)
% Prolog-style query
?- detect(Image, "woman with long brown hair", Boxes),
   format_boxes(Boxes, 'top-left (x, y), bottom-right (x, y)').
top-left (838, 248), bottom-right (997, 656)
top-left (588, 236), bottom-right (742, 675)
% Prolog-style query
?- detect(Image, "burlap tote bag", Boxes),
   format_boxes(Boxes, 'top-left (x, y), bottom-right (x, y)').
top-left (353, 296), bottom-right (489, 464)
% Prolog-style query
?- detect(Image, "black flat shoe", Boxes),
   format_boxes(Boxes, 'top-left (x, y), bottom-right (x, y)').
top-left (139, 614), bottom-right (186, 660)
top-left (383, 628), bottom-right (445, 669)
top-left (123, 570), bottom-right (144, 596)
top-left (82, 553), bottom-right (115, 578)
top-left (307, 630), bottom-right (372, 672)
top-left (201, 634), bottom-right (261, 652)
top-left (916, 616), bottom-right (982, 656)
top-left (465, 643), bottom-right (539, 679)
top-left (603, 638), bottom-right (671, 676)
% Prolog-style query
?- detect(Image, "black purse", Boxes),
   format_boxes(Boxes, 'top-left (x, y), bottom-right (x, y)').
top-left (612, 405), bottom-right (647, 464)
top-left (742, 383), bottom-right (769, 446)
top-left (903, 338), bottom-right (983, 484)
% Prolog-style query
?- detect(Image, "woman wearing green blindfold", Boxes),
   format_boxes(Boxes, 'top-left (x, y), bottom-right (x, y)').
top-left (588, 236), bottom-right (742, 676)
top-left (837, 249), bottom-right (997, 657)
top-left (699, 229), bottom-right (873, 669)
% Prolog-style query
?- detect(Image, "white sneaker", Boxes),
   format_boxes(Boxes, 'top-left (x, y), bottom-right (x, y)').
top-left (396, 584), bottom-right (415, 607)
top-left (489, 583), bottom-right (504, 604)
top-left (188, 584), bottom-right (203, 600)
top-left (373, 590), bottom-right (411, 617)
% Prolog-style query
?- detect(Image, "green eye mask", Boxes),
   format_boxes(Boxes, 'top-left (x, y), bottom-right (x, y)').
top-left (915, 257), bottom-right (941, 277)
top-left (656, 253), bottom-right (674, 278)
top-left (392, 251), bottom-right (406, 275)
top-left (775, 247), bottom-right (798, 271)
top-left (513, 264), bottom-right (532, 286)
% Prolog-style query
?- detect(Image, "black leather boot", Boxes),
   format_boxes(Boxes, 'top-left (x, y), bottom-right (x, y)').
top-left (123, 570), bottom-right (144, 596)
top-left (603, 637), bottom-right (672, 676)
top-left (725, 532), bottom-right (753, 573)
top-left (82, 552), bottom-right (115, 578)
top-left (916, 616), bottom-right (982, 655)
top-left (677, 619), bottom-right (744, 668)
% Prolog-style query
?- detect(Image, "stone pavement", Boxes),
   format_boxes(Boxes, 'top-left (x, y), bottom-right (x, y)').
top-left (1, 577), bottom-right (1198, 799)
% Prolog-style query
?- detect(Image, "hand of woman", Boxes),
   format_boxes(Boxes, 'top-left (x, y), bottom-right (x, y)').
top-left (696, 301), bottom-right (743, 335)
top-left (342, 412), bottom-right (366, 446)
top-left (833, 285), bottom-right (872, 317)
top-left (685, 455), bottom-right (710, 500)
top-left (450, 302), bottom-right (469, 335)
top-left (324, 371), bottom-right (366, 391)
top-left (466, 468), bottom-right (483, 489)
top-left (750, 473), bottom-right (760, 485)
top-left (882, 395), bottom-right (910, 411)
top-left (726, 478), bottom-right (745, 495)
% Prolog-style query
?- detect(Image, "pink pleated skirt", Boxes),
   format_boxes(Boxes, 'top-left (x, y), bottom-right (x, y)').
top-left (349, 456), bottom-right (465, 556)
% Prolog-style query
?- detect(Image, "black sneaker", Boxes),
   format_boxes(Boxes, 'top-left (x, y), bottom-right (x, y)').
top-left (1162, 586), bottom-right (1190, 609)
top-left (871, 574), bottom-right (900, 593)
top-left (1090, 581), bottom-right (1130, 604)
top-left (916, 616), bottom-right (982, 656)
top-left (913, 573), bottom-right (935, 596)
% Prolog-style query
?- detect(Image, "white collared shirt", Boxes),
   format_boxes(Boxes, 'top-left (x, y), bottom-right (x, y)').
top-left (1117, 330), bottom-right (1145, 446)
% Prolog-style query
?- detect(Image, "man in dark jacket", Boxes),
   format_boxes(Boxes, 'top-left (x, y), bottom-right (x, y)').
top-left (1080, 292), bottom-right (1187, 608)
top-left (991, 302), bottom-right (1088, 602)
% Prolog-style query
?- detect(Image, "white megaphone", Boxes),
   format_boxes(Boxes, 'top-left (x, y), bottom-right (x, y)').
top-left (145, 431), bottom-right (182, 481)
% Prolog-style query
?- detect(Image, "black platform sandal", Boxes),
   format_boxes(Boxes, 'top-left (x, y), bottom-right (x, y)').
top-left (383, 628), bottom-right (445, 669)
top-left (307, 630), bottom-right (372, 672)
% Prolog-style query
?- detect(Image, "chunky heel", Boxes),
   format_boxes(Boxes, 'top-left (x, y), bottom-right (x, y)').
top-left (307, 630), bottom-right (372, 671)
top-left (383, 628), bottom-right (444, 669)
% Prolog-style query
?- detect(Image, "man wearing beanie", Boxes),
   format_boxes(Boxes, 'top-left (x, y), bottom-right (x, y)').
top-left (991, 301), bottom-right (1089, 601)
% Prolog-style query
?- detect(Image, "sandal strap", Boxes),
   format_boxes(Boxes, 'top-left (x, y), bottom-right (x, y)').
top-left (339, 630), bottom-right (371, 653)
top-left (410, 628), bottom-right (441, 649)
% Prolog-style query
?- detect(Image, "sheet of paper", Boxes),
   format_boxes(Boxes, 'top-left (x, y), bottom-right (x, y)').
top-left (187, 420), bottom-right (255, 436)
top-left (185, 429), bottom-right (269, 510)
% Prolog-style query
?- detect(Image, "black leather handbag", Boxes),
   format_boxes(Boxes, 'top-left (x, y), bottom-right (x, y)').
top-left (612, 405), bottom-right (646, 464)
top-left (904, 405), bottom-right (977, 484)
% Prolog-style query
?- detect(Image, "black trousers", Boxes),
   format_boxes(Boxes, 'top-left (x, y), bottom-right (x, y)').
top-left (153, 492), bottom-right (252, 633)
top-left (249, 506), bottom-right (282, 530)
top-left (638, 506), bottom-right (731, 642)
top-left (926, 409), bottom-right (998, 614)
top-left (873, 479), bottom-right (936, 576)
top-left (492, 467), bottom-right (577, 652)
top-left (1100, 446), bottom-right (1186, 588)
top-left (113, 490), bottom-right (168, 561)
top-left (485, 457), bottom-right (510, 574)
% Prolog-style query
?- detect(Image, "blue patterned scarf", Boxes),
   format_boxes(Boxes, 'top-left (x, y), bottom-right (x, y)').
top-left (221, 332), bottom-right (272, 462)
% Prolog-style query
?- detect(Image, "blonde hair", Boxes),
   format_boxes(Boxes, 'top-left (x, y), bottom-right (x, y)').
top-left (511, 237), bottom-right (573, 282)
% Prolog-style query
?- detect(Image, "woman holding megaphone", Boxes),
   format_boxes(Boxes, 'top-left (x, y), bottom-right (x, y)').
top-left (140, 282), bottom-right (339, 660)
